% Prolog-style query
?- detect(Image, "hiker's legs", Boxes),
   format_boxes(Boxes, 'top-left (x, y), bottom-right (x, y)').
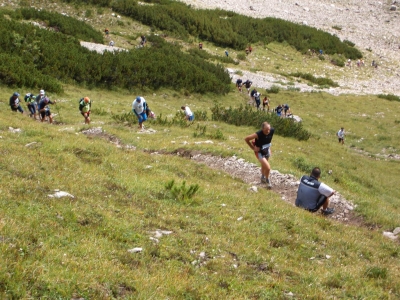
top-left (258, 155), bottom-right (271, 179)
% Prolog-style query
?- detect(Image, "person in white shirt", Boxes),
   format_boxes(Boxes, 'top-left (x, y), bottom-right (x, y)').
top-left (132, 96), bottom-right (148, 129)
top-left (337, 127), bottom-right (345, 145)
top-left (181, 106), bottom-right (194, 121)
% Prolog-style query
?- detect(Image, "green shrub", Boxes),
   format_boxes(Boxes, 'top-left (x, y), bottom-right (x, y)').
top-left (377, 94), bottom-right (400, 102)
top-left (287, 72), bottom-right (339, 87)
top-left (365, 267), bottom-right (388, 279)
top-left (266, 85), bottom-right (280, 94)
top-left (165, 180), bottom-right (200, 204)
top-left (111, 0), bottom-right (362, 59)
top-left (211, 104), bottom-right (311, 141)
top-left (237, 53), bottom-right (246, 61)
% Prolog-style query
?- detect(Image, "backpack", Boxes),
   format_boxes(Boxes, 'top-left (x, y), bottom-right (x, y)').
top-left (79, 98), bottom-right (85, 111)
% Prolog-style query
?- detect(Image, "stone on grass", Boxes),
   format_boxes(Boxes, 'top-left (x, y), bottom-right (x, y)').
top-left (127, 247), bottom-right (143, 253)
top-left (393, 227), bottom-right (400, 235)
top-left (48, 191), bottom-right (75, 198)
top-left (383, 231), bottom-right (398, 240)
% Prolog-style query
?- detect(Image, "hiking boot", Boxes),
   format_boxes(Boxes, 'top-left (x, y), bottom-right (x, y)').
top-left (321, 207), bottom-right (335, 215)
top-left (266, 178), bottom-right (272, 189)
top-left (261, 175), bottom-right (267, 183)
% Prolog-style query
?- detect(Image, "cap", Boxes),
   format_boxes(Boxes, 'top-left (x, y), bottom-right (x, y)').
top-left (84, 97), bottom-right (90, 103)
top-left (40, 90), bottom-right (45, 95)
top-left (136, 96), bottom-right (141, 102)
top-left (13, 92), bottom-right (20, 97)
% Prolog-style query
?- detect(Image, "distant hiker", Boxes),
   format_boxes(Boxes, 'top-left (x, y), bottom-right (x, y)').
top-left (38, 96), bottom-right (56, 124)
top-left (244, 122), bottom-right (275, 189)
top-left (248, 45), bottom-right (253, 53)
top-left (109, 40), bottom-right (115, 47)
top-left (181, 105), bottom-right (194, 121)
top-left (371, 60), bottom-right (376, 67)
top-left (250, 88), bottom-right (257, 105)
top-left (36, 90), bottom-right (45, 119)
top-left (132, 96), bottom-right (148, 129)
top-left (105, 28), bottom-right (109, 36)
top-left (24, 93), bottom-right (37, 118)
top-left (346, 59), bottom-right (352, 67)
top-left (319, 49), bottom-right (323, 55)
top-left (283, 104), bottom-right (290, 116)
top-left (275, 104), bottom-right (283, 117)
top-left (199, 42), bottom-right (203, 50)
top-left (254, 92), bottom-right (261, 110)
top-left (79, 97), bottom-right (92, 124)
top-left (236, 78), bottom-right (243, 92)
top-left (9, 92), bottom-right (24, 113)
top-left (140, 35), bottom-right (146, 46)
top-left (262, 96), bottom-right (270, 112)
top-left (243, 80), bottom-right (252, 94)
top-left (295, 167), bottom-right (336, 215)
top-left (337, 127), bottom-right (345, 145)
top-left (225, 50), bottom-right (229, 57)
top-left (245, 48), bottom-right (249, 55)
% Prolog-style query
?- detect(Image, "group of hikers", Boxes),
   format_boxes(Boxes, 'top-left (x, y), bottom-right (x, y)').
top-left (245, 121), bottom-right (336, 216)
top-left (9, 90), bottom-right (92, 125)
top-left (131, 96), bottom-right (191, 130)
top-left (235, 78), bottom-right (292, 116)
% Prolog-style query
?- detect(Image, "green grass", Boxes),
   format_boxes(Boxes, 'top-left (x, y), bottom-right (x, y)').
top-left (1, 1), bottom-right (400, 298)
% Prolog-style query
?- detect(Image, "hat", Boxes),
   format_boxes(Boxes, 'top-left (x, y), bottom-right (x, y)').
top-left (136, 96), bottom-right (141, 102)
top-left (40, 89), bottom-right (45, 95)
top-left (84, 97), bottom-right (90, 103)
top-left (13, 92), bottom-right (20, 97)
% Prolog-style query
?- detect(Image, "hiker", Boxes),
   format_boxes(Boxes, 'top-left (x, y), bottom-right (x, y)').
top-left (262, 96), bottom-right (270, 112)
top-left (225, 50), bottom-right (229, 57)
top-left (38, 96), bottom-right (56, 124)
top-left (283, 104), bottom-right (290, 117)
top-left (250, 88), bottom-right (257, 105)
top-left (275, 104), bottom-right (283, 117)
top-left (24, 93), bottom-right (37, 118)
top-left (248, 45), bottom-right (253, 53)
top-left (244, 122), bottom-right (275, 188)
top-left (337, 127), bottom-right (345, 145)
top-left (254, 91), bottom-right (261, 110)
top-left (36, 90), bottom-right (46, 120)
top-left (109, 40), bottom-right (115, 47)
top-left (9, 92), bottom-right (24, 113)
top-left (243, 79), bottom-right (252, 94)
top-left (236, 78), bottom-right (243, 92)
top-left (199, 42), bottom-right (203, 50)
top-left (181, 105), bottom-right (194, 121)
top-left (132, 96), bottom-right (148, 129)
top-left (79, 97), bottom-right (92, 124)
top-left (140, 35), bottom-right (146, 46)
top-left (104, 28), bottom-right (109, 37)
top-left (295, 167), bottom-right (336, 215)
top-left (245, 48), bottom-right (249, 55)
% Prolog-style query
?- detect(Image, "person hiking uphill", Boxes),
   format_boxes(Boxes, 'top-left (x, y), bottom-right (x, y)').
top-left (24, 93), bottom-right (37, 119)
top-left (38, 96), bottom-right (56, 124)
top-left (244, 122), bottom-right (275, 189)
top-left (9, 92), bottom-right (24, 114)
top-left (132, 96), bottom-right (148, 129)
top-left (79, 97), bottom-right (92, 124)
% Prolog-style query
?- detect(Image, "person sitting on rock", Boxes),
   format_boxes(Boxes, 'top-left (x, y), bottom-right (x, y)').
top-left (295, 167), bottom-right (335, 215)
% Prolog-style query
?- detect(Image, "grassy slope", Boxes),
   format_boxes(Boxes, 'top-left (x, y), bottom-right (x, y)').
top-left (1, 1), bottom-right (400, 299)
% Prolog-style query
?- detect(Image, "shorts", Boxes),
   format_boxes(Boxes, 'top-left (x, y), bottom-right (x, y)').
top-left (40, 109), bottom-right (51, 119)
top-left (188, 114), bottom-right (194, 121)
top-left (338, 138), bottom-right (344, 142)
top-left (307, 195), bottom-right (328, 212)
top-left (27, 103), bottom-right (36, 114)
top-left (257, 151), bottom-right (270, 160)
top-left (81, 111), bottom-right (91, 117)
top-left (136, 112), bottom-right (147, 123)
top-left (11, 105), bottom-right (24, 113)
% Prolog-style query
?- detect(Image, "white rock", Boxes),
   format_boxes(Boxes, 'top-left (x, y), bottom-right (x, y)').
top-left (25, 142), bottom-right (37, 147)
top-left (383, 231), bottom-right (398, 240)
top-left (249, 186), bottom-right (258, 193)
top-left (127, 247), bottom-right (143, 253)
top-left (393, 227), bottom-right (400, 235)
top-left (48, 191), bottom-right (75, 198)
top-left (326, 255), bottom-right (331, 259)
top-left (237, 216), bottom-right (243, 221)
